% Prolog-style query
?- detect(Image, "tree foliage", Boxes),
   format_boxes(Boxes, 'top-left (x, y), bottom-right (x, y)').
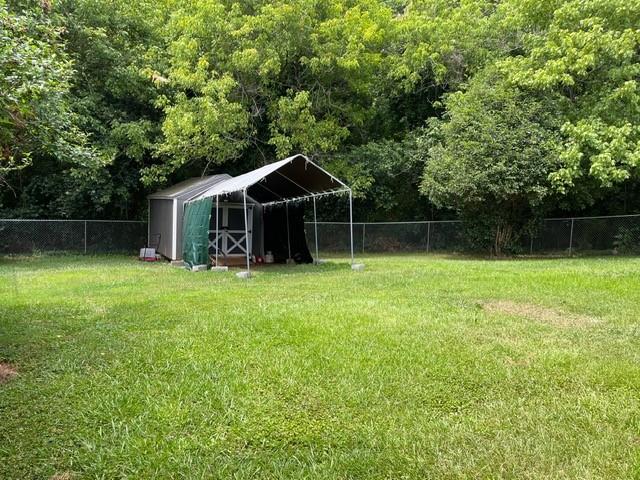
top-left (498, 0), bottom-right (640, 195)
top-left (1, 0), bottom-right (639, 231)
top-left (149, 0), bottom-right (394, 184)
top-left (0, 4), bottom-right (97, 191)
top-left (421, 70), bottom-right (562, 254)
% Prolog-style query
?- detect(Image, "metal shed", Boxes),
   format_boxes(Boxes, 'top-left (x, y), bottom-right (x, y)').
top-left (147, 175), bottom-right (231, 260)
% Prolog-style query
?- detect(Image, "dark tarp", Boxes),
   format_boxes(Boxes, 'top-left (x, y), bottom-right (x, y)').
top-left (182, 197), bottom-right (212, 268)
top-left (263, 203), bottom-right (313, 264)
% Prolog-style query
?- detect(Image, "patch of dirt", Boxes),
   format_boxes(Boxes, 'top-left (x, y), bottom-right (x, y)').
top-left (0, 362), bottom-right (18, 383)
top-left (50, 473), bottom-right (74, 480)
top-left (482, 300), bottom-right (599, 327)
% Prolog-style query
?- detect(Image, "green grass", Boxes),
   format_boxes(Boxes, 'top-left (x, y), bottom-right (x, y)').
top-left (1, 254), bottom-right (639, 479)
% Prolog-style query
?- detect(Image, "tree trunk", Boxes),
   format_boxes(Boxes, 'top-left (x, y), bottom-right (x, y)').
top-left (493, 223), bottom-right (513, 257)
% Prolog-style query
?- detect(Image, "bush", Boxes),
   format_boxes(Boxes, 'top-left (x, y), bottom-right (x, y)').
top-left (614, 225), bottom-right (640, 254)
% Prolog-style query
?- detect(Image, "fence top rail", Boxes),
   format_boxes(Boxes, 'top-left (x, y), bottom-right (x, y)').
top-left (544, 214), bottom-right (640, 221)
top-left (307, 214), bottom-right (640, 225)
top-left (2, 213), bottom-right (638, 225)
top-left (305, 220), bottom-right (462, 225)
top-left (0, 218), bottom-right (147, 223)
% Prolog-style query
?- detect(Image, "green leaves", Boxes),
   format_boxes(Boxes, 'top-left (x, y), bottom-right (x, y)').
top-left (4, 0), bottom-right (640, 223)
top-left (391, 0), bottom-right (503, 91)
top-left (154, 0), bottom-right (394, 179)
top-left (420, 68), bottom-right (562, 252)
top-left (551, 120), bottom-right (640, 191)
top-left (268, 91), bottom-right (348, 158)
top-left (0, 5), bottom-right (98, 187)
top-left (149, 74), bottom-right (249, 184)
top-left (498, 0), bottom-right (640, 191)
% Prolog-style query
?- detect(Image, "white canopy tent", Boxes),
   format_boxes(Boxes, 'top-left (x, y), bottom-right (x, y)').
top-left (191, 154), bottom-right (355, 275)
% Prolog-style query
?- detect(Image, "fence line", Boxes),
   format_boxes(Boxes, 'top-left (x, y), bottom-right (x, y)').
top-left (1, 215), bottom-right (639, 256)
top-left (0, 219), bottom-right (147, 254)
top-left (307, 220), bottom-right (462, 225)
top-left (0, 218), bottom-right (144, 223)
top-left (305, 214), bottom-right (640, 256)
top-left (545, 213), bottom-right (640, 221)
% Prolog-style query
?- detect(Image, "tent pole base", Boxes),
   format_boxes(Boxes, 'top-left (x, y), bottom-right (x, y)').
top-left (211, 266), bottom-right (229, 272)
top-left (236, 271), bottom-right (252, 279)
top-left (351, 263), bottom-right (365, 271)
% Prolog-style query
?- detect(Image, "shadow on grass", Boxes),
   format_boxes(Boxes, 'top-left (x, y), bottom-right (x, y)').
top-left (0, 253), bottom-right (146, 272)
top-left (2, 252), bottom-right (637, 275)
top-left (221, 261), bottom-right (350, 276)
top-left (340, 250), bottom-right (638, 262)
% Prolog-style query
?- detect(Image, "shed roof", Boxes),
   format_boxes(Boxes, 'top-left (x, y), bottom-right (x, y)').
top-left (193, 154), bottom-right (349, 205)
top-left (148, 174), bottom-right (231, 200)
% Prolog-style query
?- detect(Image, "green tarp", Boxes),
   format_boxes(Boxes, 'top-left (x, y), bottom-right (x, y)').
top-left (182, 197), bottom-right (212, 268)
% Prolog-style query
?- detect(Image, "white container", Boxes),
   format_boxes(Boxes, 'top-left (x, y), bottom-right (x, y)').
top-left (139, 248), bottom-right (155, 260)
top-left (265, 251), bottom-right (275, 264)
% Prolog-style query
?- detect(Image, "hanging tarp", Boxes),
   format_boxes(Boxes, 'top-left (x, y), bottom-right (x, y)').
top-left (182, 197), bottom-right (213, 268)
top-left (264, 203), bottom-right (312, 263)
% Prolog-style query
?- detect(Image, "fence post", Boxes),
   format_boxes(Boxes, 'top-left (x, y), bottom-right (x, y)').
top-left (362, 223), bottom-right (366, 254)
top-left (530, 235), bottom-right (534, 255)
top-left (84, 220), bottom-right (87, 254)
top-left (426, 221), bottom-right (431, 253)
top-left (568, 218), bottom-right (574, 256)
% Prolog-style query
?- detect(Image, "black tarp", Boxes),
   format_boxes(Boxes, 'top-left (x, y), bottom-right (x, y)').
top-left (263, 203), bottom-right (313, 264)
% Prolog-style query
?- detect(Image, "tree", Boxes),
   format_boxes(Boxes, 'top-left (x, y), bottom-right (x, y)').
top-left (421, 69), bottom-right (562, 255)
top-left (0, 4), bottom-right (97, 192)
top-left (498, 0), bottom-right (640, 199)
top-left (3, 0), bottom-right (640, 224)
top-left (150, 0), bottom-right (395, 184)
top-left (323, 129), bottom-right (433, 221)
top-left (54, 0), bottom-right (164, 217)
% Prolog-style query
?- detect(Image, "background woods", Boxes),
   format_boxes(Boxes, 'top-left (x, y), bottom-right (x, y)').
top-left (1, 0), bottom-right (639, 253)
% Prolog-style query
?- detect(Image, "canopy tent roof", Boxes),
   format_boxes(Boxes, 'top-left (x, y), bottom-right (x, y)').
top-left (193, 154), bottom-right (349, 205)
top-left (148, 174), bottom-right (231, 200)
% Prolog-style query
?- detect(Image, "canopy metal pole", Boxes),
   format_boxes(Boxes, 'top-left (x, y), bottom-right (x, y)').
top-left (243, 189), bottom-right (250, 274)
top-left (285, 202), bottom-right (292, 260)
top-left (215, 194), bottom-right (219, 266)
top-left (313, 196), bottom-right (319, 263)
top-left (349, 189), bottom-right (354, 265)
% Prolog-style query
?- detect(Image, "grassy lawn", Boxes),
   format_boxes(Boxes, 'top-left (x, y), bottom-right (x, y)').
top-left (1, 254), bottom-right (639, 479)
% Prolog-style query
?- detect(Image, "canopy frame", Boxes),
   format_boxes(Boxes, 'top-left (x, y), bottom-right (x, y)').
top-left (188, 154), bottom-right (354, 276)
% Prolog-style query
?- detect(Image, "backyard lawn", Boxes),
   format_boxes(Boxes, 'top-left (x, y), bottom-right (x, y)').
top-left (1, 254), bottom-right (639, 479)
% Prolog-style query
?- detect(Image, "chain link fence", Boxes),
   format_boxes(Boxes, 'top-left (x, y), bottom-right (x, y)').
top-left (305, 215), bottom-right (640, 256)
top-left (1, 215), bottom-right (638, 256)
top-left (0, 219), bottom-right (147, 254)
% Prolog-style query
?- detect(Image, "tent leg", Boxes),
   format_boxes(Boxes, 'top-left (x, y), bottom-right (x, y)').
top-left (211, 195), bottom-right (228, 272)
top-left (215, 195), bottom-right (219, 266)
top-left (313, 196), bottom-right (319, 264)
top-left (285, 202), bottom-right (292, 261)
top-left (243, 189), bottom-right (251, 276)
top-left (349, 189), bottom-right (354, 265)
